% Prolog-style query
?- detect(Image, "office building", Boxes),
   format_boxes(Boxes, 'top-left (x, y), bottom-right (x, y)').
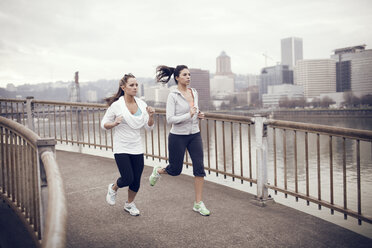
top-left (210, 75), bottom-right (235, 96)
top-left (294, 59), bottom-right (336, 99)
top-left (262, 84), bottom-right (304, 107)
top-left (281, 37), bottom-right (303, 69)
top-left (216, 51), bottom-right (233, 76)
top-left (143, 84), bottom-right (170, 107)
top-left (259, 64), bottom-right (293, 99)
top-left (189, 68), bottom-right (210, 111)
top-left (331, 44), bottom-right (372, 94)
top-left (211, 51), bottom-right (235, 97)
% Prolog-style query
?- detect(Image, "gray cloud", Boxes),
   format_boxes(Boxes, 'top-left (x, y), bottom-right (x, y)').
top-left (1, 0), bottom-right (372, 86)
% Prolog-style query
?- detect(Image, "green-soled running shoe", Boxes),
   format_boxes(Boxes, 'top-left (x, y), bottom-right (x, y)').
top-left (193, 201), bottom-right (210, 216)
top-left (149, 166), bottom-right (161, 186)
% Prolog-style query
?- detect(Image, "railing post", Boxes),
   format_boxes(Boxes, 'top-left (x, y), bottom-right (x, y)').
top-left (36, 138), bottom-right (57, 239)
top-left (77, 107), bottom-right (83, 153)
top-left (26, 96), bottom-right (35, 132)
top-left (253, 114), bottom-right (273, 206)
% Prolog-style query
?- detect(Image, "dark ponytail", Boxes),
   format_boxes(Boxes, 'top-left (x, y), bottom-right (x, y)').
top-left (156, 65), bottom-right (188, 84)
top-left (104, 73), bottom-right (135, 106)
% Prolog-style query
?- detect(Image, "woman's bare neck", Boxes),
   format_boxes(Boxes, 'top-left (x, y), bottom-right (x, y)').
top-left (124, 94), bottom-right (136, 104)
top-left (178, 85), bottom-right (188, 92)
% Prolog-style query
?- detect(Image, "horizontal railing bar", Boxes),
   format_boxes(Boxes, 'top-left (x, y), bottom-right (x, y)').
top-left (0, 98), bottom-right (26, 103)
top-left (266, 184), bottom-right (372, 224)
top-left (33, 100), bottom-right (106, 108)
top-left (147, 109), bottom-right (255, 123)
top-left (266, 119), bottom-right (372, 141)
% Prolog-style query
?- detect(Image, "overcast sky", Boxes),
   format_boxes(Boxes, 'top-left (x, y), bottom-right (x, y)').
top-left (1, 0), bottom-right (372, 86)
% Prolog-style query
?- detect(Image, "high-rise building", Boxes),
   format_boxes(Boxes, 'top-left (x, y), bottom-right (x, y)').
top-left (331, 44), bottom-right (372, 94)
top-left (294, 59), bottom-right (336, 99)
top-left (281, 37), bottom-right (303, 69)
top-left (216, 51), bottom-right (233, 76)
top-left (189, 68), bottom-right (210, 111)
top-left (211, 51), bottom-right (235, 97)
top-left (259, 64), bottom-right (293, 99)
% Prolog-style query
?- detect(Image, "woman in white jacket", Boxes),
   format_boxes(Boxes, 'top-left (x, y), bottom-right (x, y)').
top-left (101, 73), bottom-right (154, 216)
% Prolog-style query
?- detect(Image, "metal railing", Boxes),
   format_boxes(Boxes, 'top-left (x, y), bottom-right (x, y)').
top-left (0, 98), bottom-right (256, 184)
top-left (264, 119), bottom-right (372, 225)
top-left (1, 97), bottom-right (371, 225)
top-left (0, 115), bottom-right (67, 248)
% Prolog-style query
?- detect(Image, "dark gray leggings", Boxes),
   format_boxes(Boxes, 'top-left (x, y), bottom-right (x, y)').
top-left (165, 132), bottom-right (206, 177)
top-left (114, 153), bottom-right (144, 192)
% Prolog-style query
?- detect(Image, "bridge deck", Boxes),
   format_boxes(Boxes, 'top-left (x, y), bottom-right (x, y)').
top-left (58, 150), bottom-right (371, 248)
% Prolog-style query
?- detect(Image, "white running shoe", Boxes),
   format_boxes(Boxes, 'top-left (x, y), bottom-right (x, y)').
top-left (106, 183), bottom-right (117, 205)
top-left (124, 202), bottom-right (140, 216)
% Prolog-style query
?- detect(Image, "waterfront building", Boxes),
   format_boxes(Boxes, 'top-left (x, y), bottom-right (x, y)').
top-left (233, 89), bottom-right (259, 106)
top-left (211, 51), bottom-right (235, 97)
top-left (281, 37), bottom-right (303, 70)
top-left (216, 51), bottom-right (233, 76)
top-left (235, 74), bottom-right (259, 90)
top-left (294, 59), bottom-right (336, 99)
top-left (319, 92), bottom-right (345, 107)
top-left (210, 75), bottom-right (235, 96)
top-left (189, 68), bottom-right (210, 111)
top-left (143, 84), bottom-right (170, 107)
top-left (86, 90), bottom-right (98, 103)
top-left (331, 44), bottom-right (372, 95)
top-left (262, 84), bottom-right (304, 107)
top-left (259, 64), bottom-right (293, 99)
top-left (247, 74), bottom-right (259, 87)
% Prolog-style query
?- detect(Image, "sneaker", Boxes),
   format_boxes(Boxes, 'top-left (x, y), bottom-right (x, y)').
top-left (106, 183), bottom-right (117, 205)
top-left (149, 166), bottom-right (161, 186)
top-left (193, 201), bottom-right (210, 216)
top-left (124, 202), bottom-right (140, 216)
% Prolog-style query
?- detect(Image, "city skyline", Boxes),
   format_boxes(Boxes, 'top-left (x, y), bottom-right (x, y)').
top-left (1, 0), bottom-right (372, 87)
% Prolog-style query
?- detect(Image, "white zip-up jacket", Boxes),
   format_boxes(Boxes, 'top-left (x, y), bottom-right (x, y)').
top-left (101, 96), bottom-right (154, 154)
top-left (166, 88), bottom-right (200, 135)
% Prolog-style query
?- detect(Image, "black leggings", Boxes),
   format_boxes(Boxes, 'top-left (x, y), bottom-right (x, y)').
top-left (165, 132), bottom-right (206, 177)
top-left (114, 153), bottom-right (144, 192)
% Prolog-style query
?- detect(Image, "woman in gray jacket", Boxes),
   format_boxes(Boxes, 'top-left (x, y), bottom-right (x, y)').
top-left (149, 65), bottom-right (210, 216)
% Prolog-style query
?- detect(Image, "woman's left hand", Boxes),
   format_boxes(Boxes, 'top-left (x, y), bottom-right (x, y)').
top-left (197, 111), bottom-right (205, 119)
top-left (146, 106), bottom-right (155, 117)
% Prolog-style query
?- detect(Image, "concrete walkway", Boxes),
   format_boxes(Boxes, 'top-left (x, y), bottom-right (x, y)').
top-left (57, 150), bottom-right (372, 248)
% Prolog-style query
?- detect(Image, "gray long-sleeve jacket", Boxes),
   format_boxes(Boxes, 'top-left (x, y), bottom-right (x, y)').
top-left (166, 88), bottom-right (200, 135)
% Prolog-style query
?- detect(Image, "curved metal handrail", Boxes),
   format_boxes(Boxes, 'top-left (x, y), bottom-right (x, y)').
top-left (40, 151), bottom-right (67, 248)
top-left (0, 115), bottom-right (39, 145)
top-left (0, 116), bottom-right (66, 248)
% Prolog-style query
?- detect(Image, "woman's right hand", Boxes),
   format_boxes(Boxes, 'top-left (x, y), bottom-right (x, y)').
top-left (114, 116), bottom-right (123, 126)
top-left (190, 106), bottom-right (197, 117)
